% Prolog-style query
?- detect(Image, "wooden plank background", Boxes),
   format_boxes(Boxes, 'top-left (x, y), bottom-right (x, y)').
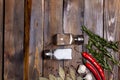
top-left (63, 0), bottom-right (84, 74)
top-left (104, 0), bottom-right (120, 80)
top-left (0, 0), bottom-right (3, 80)
top-left (84, 0), bottom-right (103, 79)
top-left (28, 0), bottom-right (43, 79)
top-left (0, 0), bottom-right (120, 80)
top-left (43, 0), bottom-right (64, 77)
top-left (4, 0), bottom-right (24, 80)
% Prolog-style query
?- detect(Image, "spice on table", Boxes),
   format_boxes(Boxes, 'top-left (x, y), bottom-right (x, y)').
top-left (54, 34), bottom-right (84, 45)
top-left (84, 62), bottom-right (101, 80)
top-left (77, 64), bottom-right (87, 74)
top-left (44, 48), bottom-right (72, 60)
top-left (87, 39), bottom-right (112, 71)
top-left (82, 52), bottom-right (105, 80)
top-left (82, 26), bottom-right (118, 51)
top-left (81, 26), bottom-right (120, 72)
top-left (84, 73), bottom-right (93, 80)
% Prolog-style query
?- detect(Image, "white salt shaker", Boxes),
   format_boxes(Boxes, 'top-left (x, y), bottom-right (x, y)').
top-left (44, 48), bottom-right (72, 60)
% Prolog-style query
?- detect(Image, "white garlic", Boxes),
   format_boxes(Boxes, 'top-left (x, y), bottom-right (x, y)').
top-left (84, 73), bottom-right (93, 80)
top-left (77, 65), bottom-right (86, 74)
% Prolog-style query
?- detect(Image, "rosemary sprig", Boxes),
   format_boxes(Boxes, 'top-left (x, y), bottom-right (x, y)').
top-left (82, 26), bottom-right (118, 51)
top-left (82, 26), bottom-right (119, 71)
top-left (87, 40), bottom-right (112, 71)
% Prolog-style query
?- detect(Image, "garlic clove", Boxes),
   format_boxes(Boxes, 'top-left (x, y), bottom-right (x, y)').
top-left (84, 73), bottom-right (92, 80)
top-left (78, 65), bottom-right (87, 74)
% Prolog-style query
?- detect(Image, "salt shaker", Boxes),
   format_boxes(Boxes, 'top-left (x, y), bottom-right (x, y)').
top-left (44, 48), bottom-right (72, 60)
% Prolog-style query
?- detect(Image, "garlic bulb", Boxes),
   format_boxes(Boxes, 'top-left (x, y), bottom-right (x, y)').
top-left (84, 73), bottom-right (92, 80)
top-left (78, 65), bottom-right (86, 74)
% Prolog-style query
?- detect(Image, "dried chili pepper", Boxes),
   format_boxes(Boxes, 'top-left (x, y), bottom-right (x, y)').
top-left (82, 52), bottom-right (105, 80)
top-left (81, 26), bottom-right (120, 72)
top-left (87, 42), bottom-right (112, 71)
top-left (85, 62), bottom-right (101, 80)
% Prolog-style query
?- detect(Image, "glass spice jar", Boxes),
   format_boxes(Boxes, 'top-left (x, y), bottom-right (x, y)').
top-left (44, 48), bottom-right (72, 60)
top-left (54, 34), bottom-right (84, 45)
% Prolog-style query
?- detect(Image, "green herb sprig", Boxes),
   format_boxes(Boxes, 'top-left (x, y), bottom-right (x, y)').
top-left (82, 26), bottom-right (120, 71)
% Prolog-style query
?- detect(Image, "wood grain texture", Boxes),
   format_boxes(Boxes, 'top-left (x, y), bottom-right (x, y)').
top-left (28, 0), bottom-right (43, 79)
top-left (84, 0), bottom-right (103, 42)
top-left (4, 0), bottom-right (24, 80)
top-left (84, 0), bottom-right (103, 79)
top-left (104, 0), bottom-right (120, 80)
top-left (118, 21), bottom-right (120, 80)
top-left (24, 0), bottom-right (32, 80)
top-left (43, 0), bottom-right (63, 77)
top-left (0, 0), bottom-right (3, 79)
top-left (63, 0), bottom-right (84, 70)
top-left (2, 0), bottom-right (120, 79)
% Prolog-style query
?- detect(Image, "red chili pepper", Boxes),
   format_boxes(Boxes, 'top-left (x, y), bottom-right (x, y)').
top-left (85, 62), bottom-right (101, 80)
top-left (82, 52), bottom-right (105, 80)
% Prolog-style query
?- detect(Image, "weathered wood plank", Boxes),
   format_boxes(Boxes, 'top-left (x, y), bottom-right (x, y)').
top-left (104, 0), bottom-right (120, 80)
top-left (0, 0), bottom-right (3, 79)
top-left (24, 0), bottom-right (32, 80)
top-left (28, 0), bottom-right (43, 79)
top-left (118, 22), bottom-right (120, 79)
top-left (118, 2), bottom-right (120, 79)
top-left (84, 0), bottom-right (103, 79)
top-left (4, 0), bottom-right (24, 80)
top-left (43, 0), bottom-right (63, 77)
top-left (63, 0), bottom-right (84, 70)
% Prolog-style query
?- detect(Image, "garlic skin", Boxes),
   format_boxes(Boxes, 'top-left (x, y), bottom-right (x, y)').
top-left (84, 73), bottom-right (92, 80)
top-left (78, 65), bottom-right (87, 74)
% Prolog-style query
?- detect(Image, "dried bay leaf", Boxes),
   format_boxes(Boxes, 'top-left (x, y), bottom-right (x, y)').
top-left (49, 74), bottom-right (57, 80)
top-left (57, 77), bottom-right (63, 80)
top-left (66, 74), bottom-right (72, 80)
top-left (39, 77), bottom-right (48, 80)
top-left (66, 76), bottom-right (72, 80)
top-left (59, 66), bottom-right (65, 80)
top-left (77, 76), bottom-right (82, 80)
top-left (69, 67), bottom-right (76, 80)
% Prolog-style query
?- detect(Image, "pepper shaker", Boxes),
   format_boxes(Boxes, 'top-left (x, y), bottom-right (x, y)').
top-left (54, 34), bottom-right (84, 45)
